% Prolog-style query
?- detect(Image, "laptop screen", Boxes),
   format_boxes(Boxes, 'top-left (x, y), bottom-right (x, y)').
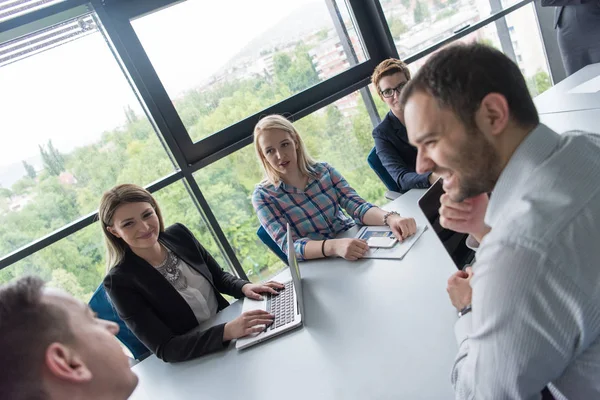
top-left (287, 224), bottom-right (304, 316)
top-left (418, 178), bottom-right (465, 268)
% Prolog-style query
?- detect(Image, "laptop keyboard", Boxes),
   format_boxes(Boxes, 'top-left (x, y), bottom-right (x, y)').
top-left (266, 281), bottom-right (295, 330)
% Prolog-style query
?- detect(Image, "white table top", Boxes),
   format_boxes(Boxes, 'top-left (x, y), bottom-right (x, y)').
top-left (540, 109), bottom-right (600, 135)
top-left (129, 189), bottom-right (460, 400)
top-left (535, 63), bottom-right (600, 115)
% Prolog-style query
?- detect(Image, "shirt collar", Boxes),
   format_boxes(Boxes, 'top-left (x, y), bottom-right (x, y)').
top-left (485, 123), bottom-right (560, 227)
top-left (276, 174), bottom-right (318, 193)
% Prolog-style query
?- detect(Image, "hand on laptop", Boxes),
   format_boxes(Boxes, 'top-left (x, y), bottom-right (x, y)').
top-left (439, 193), bottom-right (490, 243)
top-left (242, 281), bottom-right (285, 301)
top-left (447, 266), bottom-right (473, 311)
top-left (327, 238), bottom-right (369, 260)
top-left (386, 215), bottom-right (417, 242)
top-left (223, 310), bottom-right (275, 341)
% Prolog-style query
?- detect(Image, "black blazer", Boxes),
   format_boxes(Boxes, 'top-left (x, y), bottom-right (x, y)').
top-left (103, 223), bottom-right (249, 362)
top-left (372, 111), bottom-right (432, 191)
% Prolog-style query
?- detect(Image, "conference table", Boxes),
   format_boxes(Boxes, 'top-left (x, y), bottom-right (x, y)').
top-left (130, 189), bottom-right (460, 400)
top-left (536, 62), bottom-right (600, 133)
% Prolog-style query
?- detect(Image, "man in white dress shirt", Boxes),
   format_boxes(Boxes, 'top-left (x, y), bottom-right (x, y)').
top-left (400, 42), bottom-right (600, 399)
top-left (0, 276), bottom-right (138, 400)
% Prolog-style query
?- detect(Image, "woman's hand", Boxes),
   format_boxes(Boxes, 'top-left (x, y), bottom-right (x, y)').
top-left (328, 238), bottom-right (369, 261)
top-left (387, 215), bottom-right (417, 241)
top-left (242, 281), bottom-right (285, 300)
top-left (223, 310), bottom-right (275, 341)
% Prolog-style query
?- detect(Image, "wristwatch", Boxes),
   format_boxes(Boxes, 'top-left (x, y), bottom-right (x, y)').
top-left (458, 304), bottom-right (472, 318)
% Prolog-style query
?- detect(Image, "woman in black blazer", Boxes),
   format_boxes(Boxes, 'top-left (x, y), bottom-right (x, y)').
top-left (99, 184), bottom-right (283, 362)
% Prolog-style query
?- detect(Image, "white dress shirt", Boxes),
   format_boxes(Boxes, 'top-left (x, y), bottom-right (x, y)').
top-left (452, 124), bottom-right (600, 399)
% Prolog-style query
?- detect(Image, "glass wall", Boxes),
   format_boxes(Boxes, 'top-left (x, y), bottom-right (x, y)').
top-left (131, 0), bottom-right (367, 143)
top-left (0, 12), bottom-right (179, 263)
top-left (0, 179), bottom-right (229, 299)
top-left (0, 0), bottom-right (552, 299)
top-left (380, 2), bottom-right (552, 96)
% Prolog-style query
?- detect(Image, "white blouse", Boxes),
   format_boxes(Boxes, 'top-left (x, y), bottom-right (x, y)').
top-left (156, 251), bottom-right (219, 324)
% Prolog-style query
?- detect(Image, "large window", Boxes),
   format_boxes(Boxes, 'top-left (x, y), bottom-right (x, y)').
top-left (1, 0), bottom-right (556, 293)
top-left (0, 12), bottom-right (176, 261)
top-left (131, 0), bottom-right (367, 143)
top-left (0, 0), bottom-right (67, 23)
top-left (0, 180), bottom-right (230, 300)
top-left (194, 89), bottom-right (386, 282)
top-left (380, 2), bottom-right (552, 97)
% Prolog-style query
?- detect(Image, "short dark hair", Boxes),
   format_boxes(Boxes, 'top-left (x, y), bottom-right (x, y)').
top-left (400, 43), bottom-right (539, 129)
top-left (0, 276), bottom-right (74, 400)
top-left (371, 58), bottom-right (411, 99)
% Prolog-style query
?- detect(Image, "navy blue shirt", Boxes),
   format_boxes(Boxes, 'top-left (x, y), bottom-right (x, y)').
top-left (372, 111), bottom-right (432, 191)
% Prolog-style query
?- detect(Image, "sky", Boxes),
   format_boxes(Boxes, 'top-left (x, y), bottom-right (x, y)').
top-left (0, 0), bottom-right (324, 172)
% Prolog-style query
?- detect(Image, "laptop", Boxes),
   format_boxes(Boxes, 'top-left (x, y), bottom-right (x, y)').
top-left (236, 223), bottom-right (304, 349)
top-left (418, 177), bottom-right (472, 269)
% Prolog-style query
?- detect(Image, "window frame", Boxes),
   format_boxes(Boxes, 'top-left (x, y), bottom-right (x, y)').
top-left (0, 0), bottom-right (540, 282)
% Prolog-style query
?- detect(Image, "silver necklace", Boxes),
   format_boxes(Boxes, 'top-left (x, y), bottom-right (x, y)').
top-left (156, 249), bottom-right (188, 290)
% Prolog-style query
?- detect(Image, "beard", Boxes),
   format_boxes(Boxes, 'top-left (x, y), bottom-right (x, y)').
top-left (438, 128), bottom-right (500, 203)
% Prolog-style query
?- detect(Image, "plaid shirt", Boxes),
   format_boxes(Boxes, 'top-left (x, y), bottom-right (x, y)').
top-left (252, 162), bottom-right (374, 260)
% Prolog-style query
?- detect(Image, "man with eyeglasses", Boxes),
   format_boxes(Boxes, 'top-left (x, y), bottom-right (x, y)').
top-left (371, 58), bottom-right (439, 192)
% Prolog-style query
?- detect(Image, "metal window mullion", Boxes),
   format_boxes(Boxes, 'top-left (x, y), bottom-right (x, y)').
top-left (326, 0), bottom-right (381, 127)
top-left (93, 1), bottom-right (244, 277)
top-left (0, 171), bottom-right (183, 270)
top-left (489, 0), bottom-right (516, 63)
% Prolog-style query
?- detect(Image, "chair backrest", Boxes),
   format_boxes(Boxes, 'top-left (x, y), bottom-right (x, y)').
top-left (88, 284), bottom-right (149, 360)
top-left (367, 147), bottom-right (402, 193)
top-left (257, 225), bottom-right (288, 265)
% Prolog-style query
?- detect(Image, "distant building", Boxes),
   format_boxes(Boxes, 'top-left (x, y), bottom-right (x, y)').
top-left (309, 31), bottom-right (366, 116)
top-left (8, 194), bottom-right (34, 212)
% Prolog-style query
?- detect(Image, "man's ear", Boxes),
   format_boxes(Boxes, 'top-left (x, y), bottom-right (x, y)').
top-left (475, 93), bottom-right (510, 137)
top-left (106, 226), bottom-right (120, 239)
top-left (45, 343), bottom-right (92, 384)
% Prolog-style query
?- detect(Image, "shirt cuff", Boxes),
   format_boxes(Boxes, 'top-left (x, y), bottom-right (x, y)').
top-left (466, 234), bottom-right (480, 251)
top-left (454, 312), bottom-right (472, 347)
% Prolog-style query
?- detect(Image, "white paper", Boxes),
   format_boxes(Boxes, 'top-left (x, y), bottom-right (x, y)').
top-left (360, 225), bottom-right (427, 260)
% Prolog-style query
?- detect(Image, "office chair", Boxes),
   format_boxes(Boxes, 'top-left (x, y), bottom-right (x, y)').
top-left (88, 284), bottom-right (150, 361)
top-left (257, 225), bottom-right (288, 264)
top-left (366, 147), bottom-right (404, 200)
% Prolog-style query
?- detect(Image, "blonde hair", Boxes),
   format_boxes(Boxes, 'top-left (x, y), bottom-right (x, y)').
top-left (371, 58), bottom-right (411, 100)
top-left (253, 114), bottom-right (317, 185)
top-left (98, 184), bottom-right (165, 271)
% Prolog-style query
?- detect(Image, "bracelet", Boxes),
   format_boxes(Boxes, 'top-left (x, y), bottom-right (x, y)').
top-left (383, 210), bottom-right (400, 226)
top-left (458, 305), bottom-right (472, 318)
top-left (321, 239), bottom-right (327, 257)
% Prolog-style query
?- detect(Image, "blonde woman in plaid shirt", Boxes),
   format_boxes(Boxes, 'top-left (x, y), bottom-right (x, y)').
top-left (252, 114), bottom-right (417, 261)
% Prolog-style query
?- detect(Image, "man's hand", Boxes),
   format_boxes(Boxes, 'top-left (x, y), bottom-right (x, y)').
top-left (439, 193), bottom-right (490, 243)
top-left (447, 267), bottom-right (473, 311)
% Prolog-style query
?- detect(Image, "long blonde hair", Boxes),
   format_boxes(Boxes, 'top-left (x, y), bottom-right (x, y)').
top-left (98, 184), bottom-right (165, 271)
top-left (253, 114), bottom-right (317, 185)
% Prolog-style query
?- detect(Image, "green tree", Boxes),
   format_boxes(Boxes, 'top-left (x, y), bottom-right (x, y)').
top-left (388, 16), bottom-right (409, 38)
top-left (124, 104), bottom-right (139, 124)
top-left (401, 0), bottom-right (411, 8)
top-left (22, 160), bottom-right (36, 179)
top-left (39, 140), bottom-right (65, 176)
top-left (413, 0), bottom-right (430, 24)
top-left (526, 70), bottom-right (552, 96)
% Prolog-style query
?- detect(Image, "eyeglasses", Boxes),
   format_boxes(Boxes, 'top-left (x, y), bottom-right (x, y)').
top-left (380, 82), bottom-right (408, 98)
